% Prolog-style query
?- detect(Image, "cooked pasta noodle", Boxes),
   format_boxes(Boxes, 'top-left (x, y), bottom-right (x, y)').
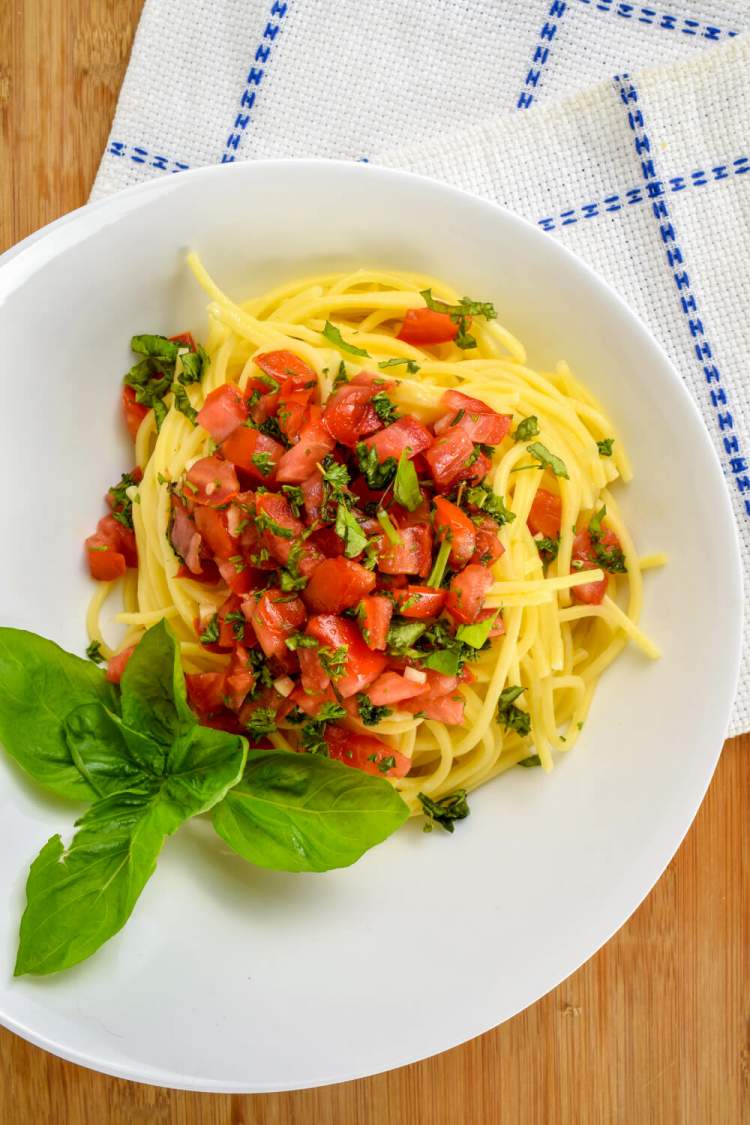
top-left (88, 260), bottom-right (663, 815)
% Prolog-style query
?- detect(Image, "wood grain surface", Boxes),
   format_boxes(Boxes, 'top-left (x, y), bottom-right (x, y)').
top-left (1, 4), bottom-right (748, 1122)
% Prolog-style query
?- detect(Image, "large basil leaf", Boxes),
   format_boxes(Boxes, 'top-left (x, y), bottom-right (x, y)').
top-left (212, 750), bottom-right (409, 873)
top-left (15, 727), bottom-right (247, 976)
top-left (0, 629), bottom-right (116, 801)
top-left (64, 704), bottom-right (159, 798)
top-left (120, 619), bottom-right (194, 746)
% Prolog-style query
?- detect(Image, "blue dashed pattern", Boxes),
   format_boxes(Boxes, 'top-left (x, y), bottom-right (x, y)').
top-left (516, 2), bottom-right (569, 110)
top-left (575, 0), bottom-right (738, 39)
top-left (220, 2), bottom-right (288, 163)
top-left (612, 74), bottom-right (750, 518)
top-left (537, 156), bottom-right (749, 230)
top-left (107, 141), bottom-right (190, 174)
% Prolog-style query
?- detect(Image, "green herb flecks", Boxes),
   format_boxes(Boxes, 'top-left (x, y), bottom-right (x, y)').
top-left (497, 685), bottom-right (531, 737)
top-left (322, 321), bottom-right (370, 357)
top-left (418, 789), bottom-right (470, 833)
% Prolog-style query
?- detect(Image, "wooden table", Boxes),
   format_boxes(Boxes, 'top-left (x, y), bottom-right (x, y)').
top-left (1, 4), bottom-right (748, 1121)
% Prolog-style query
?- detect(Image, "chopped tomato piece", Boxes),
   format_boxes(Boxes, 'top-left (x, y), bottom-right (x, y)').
top-left (397, 307), bottom-right (459, 347)
top-left (194, 507), bottom-right (235, 560)
top-left (186, 456), bottom-right (239, 507)
top-left (186, 671), bottom-right (226, 717)
top-left (391, 585), bottom-right (447, 619)
top-left (275, 407), bottom-right (336, 483)
top-left (254, 350), bottom-right (317, 385)
top-left (220, 426), bottom-right (284, 480)
top-left (216, 558), bottom-right (256, 596)
top-left (224, 644), bottom-right (255, 712)
top-left (95, 514), bottom-right (138, 568)
top-left (170, 500), bottom-right (202, 574)
top-left (424, 425), bottom-right (476, 489)
top-left (121, 385), bottom-right (149, 440)
top-left (297, 645), bottom-right (331, 695)
top-left (255, 492), bottom-right (304, 566)
top-left (367, 671), bottom-right (428, 707)
top-left (105, 645), bottom-right (135, 684)
top-left (303, 558), bottom-right (376, 614)
top-left (197, 385), bottom-right (248, 442)
top-left (433, 496), bottom-right (477, 567)
top-left (324, 724), bottom-right (411, 778)
top-left (446, 563), bottom-right (493, 623)
top-left (287, 683), bottom-right (340, 718)
top-left (308, 525), bottom-right (347, 559)
top-left (322, 382), bottom-right (382, 447)
top-left (301, 470), bottom-right (325, 523)
top-left (357, 595), bottom-right (393, 650)
top-left (169, 332), bottom-right (197, 351)
top-left (85, 522), bottom-right (126, 581)
top-left (402, 692), bottom-right (465, 724)
top-left (277, 375), bottom-right (316, 440)
top-left (528, 489), bottom-right (562, 539)
top-left (377, 523), bottom-right (433, 577)
top-left (570, 528), bottom-right (619, 605)
top-left (305, 614), bottom-right (386, 699)
top-left (363, 416), bottom-right (433, 463)
top-left (244, 588), bottom-right (306, 661)
top-left (470, 517), bottom-right (505, 566)
top-left (435, 390), bottom-right (512, 445)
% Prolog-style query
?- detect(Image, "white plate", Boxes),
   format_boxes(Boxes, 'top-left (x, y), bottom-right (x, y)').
top-left (0, 160), bottom-right (741, 1092)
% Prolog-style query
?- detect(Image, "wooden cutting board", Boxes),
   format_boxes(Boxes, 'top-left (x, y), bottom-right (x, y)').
top-left (1, 4), bottom-right (748, 1121)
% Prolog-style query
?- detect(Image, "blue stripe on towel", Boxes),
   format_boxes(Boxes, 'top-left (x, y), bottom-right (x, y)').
top-left (220, 2), bottom-right (289, 163)
top-left (515, 2), bottom-right (569, 110)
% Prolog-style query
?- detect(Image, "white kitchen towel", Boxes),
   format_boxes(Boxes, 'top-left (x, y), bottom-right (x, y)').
top-left (91, 4), bottom-right (750, 736)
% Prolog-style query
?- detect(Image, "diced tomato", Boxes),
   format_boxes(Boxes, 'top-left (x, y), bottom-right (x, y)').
top-left (297, 645), bottom-right (330, 695)
top-left (121, 385), bottom-right (149, 440)
top-left (446, 563), bottom-right (493, 623)
top-left (357, 595), bottom-right (393, 650)
top-left (255, 492), bottom-right (304, 566)
top-left (424, 426), bottom-right (476, 489)
top-left (197, 385), bottom-right (248, 442)
top-left (377, 523), bottom-right (433, 577)
top-left (349, 474), bottom-right (384, 512)
top-left (224, 644), bottom-right (255, 712)
top-left (95, 514), bottom-right (138, 569)
top-left (305, 614), bottom-right (386, 699)
top-left (367, 671), bottom-right (428, 707)
top-left (177, 559), bottom-right (220, 584)
top-left (308, 526), bottom-right (347, 559)
top-left (275, 407), bottom-right (336, 483)
top-left (105, 645), bottom-right (135, 684)
top-left (169, 332), bottom-right (197, 351)
top-left (249, 388), bottom-right (280, 424)
top-left (194, 507), bottom-right (235, 560)
top-left (197, 593), bottom-right (252, 651)
top-left (287, 683), bottom-right (339, 718)
top-left (244, 589), bottom-right (306, 661)
top-left (528, 489), bottom-right (562, 539)
top-left (324, 724), bottom-right (411, 778)
top-left (186, 456), bottom-right (239, 507)
top-left (363, 416), bottom-right (433, 464)
top-left (391, 585), bottom-right (447, 619)
top-left (433, 496), bottom-right (477, 567)
top-left (220, 427), bottom-right (285, 480)
top-left (277, 375), bottom-right (316, 440)
top-left (85, 533), bottom-right (126, 581)
top-left (303, 558), bottom-right (376, 614)
top-left (186, 671), bottom-right (226, 717)
top-left (452, 451), bottom-right (491, 489)
top-left (216, 558), bottom-right (256, 596)
top-left (322, 382), bottom-right (382, 447)
top-left (254, 350), bottom-right (318, 386)
top-left (397, 307), bottom-right (459, 347)
top-left (299, 470), bottom-right (325, 523)
top-left (403, 692), bottom-right (465, 724)
top-left (435, 390), bottom-right (512, 446)
top-left (470, 516), bottom-right (505, 566)
top-left (170, 500), bottom-right (202, 574)
top-left (570, 528), bottom-right (618, 605)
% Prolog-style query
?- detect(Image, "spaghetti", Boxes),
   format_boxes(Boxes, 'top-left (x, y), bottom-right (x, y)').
top-left (85, 261), bottom-right (663, 816)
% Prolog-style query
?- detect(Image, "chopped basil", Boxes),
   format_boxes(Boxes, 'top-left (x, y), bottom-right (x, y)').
top-left (497, 685), bottom-right (531, 737)
top-left (199, 614), bottom-right (220, 645)
top-left (285, 633), bottom-right (319, 651)
top-left (393, 451), bottom-right (422, 512)
top-left (518, 754), bottom-right (542, 768)
top-left (355, 443), bottom-right (397, 490)
top-left (251, 451), bottom-right (275, 477)
top-left (256, 512), bottom-right (294, 539)
top-left (377, 509), bottom-right (402, 547)
top-left (420, 290), bottom-right (495, 351)
top-left (107, 470), bottom-right (141, 530)
top-left (356, 695), bottom-right (392, 726)
top-left (463, 483), bottom-right (515, 526)
top-left (422, 649), bottom-right (461, 676)
top-left (418, 789), bottom-right (470, 833)
top-left (85, 640), bottom-right (104, 665)
top-left (371, 391), bottom-right (399, 426)
top-left (455, 612), bottom-right (498, 650)
top-left (316, 702), bottom-right (347, 723)
top-left (426, 539), bottom-right (451, 588)
top-left (378, 357), bottom-right (420, 374)
top-left (172, 383), bottom-right (197, 424)
top-left (386, 620), bottom-right (428, 654)
top-left (281, 485), bottom-right (304, 517)
top-left (596, 438), bottom-right (615, 457)
top-left (588, 506), bottom-right (627, 573)
top-left (322, 321), bottom-right (370, 357)
top-left (335, 503), bottom-right (368, 558)
top-left (534, 535), bottom-right (559, 562)
top-left (244, 707), bottom-right (278, 738)
top-left (332, 361), bottom-right (349, 389)
top-left (318, 646), bottom-right (348, 680)
top-left (512, 415), bottom-right (539, 441)
top-left (526, 442), bottom-right (569, 479)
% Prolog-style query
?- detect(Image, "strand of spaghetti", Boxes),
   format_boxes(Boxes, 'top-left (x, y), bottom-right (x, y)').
top-left (558, 601), bottom-right (660, 659)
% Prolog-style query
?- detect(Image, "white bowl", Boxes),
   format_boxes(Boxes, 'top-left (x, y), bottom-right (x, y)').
top-left (0, 160), bottom-right (741, 1092)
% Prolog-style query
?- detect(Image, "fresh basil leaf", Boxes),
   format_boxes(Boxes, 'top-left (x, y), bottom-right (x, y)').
top-left (335, 503), bottom-right (368, 558)
top-left (0, 629), bottom-right (116, 801)
top-left (212, 750), bottom-right (409, 872)
top-left (422, 649), bottom-right (461, 676)
top-left (518, 754), bottom-right (542, 768)
top-left (512, 415), bottom-right (539, 441)
top-left (378, 357), bottom-right (420, 374)
top-left (15, 722), bottom-right (246, 976)
top-left (64, 704), bottom-right (156, 798)
top-left (456, 612), bottom-right (498, 650)
top-left (386, 620), bottom-right (427, 653)
top-left (393, 451), bottom-right (422, 512)
top-left (172, 383), bottom-right (197, 424)
top-left (120, 620), bottom-right (194, 746)
top-left (130, 334), bottom-right (180, 361)
top-left (418, 789), bottom-right (470, 833)
top-left (526, 442), bottom-right (569, 479)
top-left (178, 345), bottom-right (208, 385)
top-left (322, 321), bottom-right (370, 357)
